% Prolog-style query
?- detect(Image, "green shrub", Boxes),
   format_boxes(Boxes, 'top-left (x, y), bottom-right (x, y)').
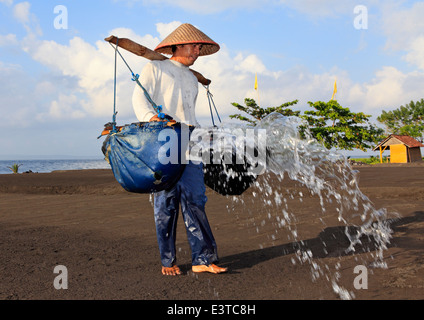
top-left (353, 156), bottom-right (387, 164)
top-left (7, 163), bottom-right (22, 174)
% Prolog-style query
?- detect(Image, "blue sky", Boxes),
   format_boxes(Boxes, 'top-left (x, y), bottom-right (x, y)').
top-left (1, 0), bottom-right (424, 158)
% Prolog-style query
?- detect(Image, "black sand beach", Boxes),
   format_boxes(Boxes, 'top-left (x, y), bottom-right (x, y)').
top-left (0, 164), bottom-right (423, 301)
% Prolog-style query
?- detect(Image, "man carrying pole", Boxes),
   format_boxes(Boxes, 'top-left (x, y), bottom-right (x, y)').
top-left (132, 23), bottom-right (228, 276)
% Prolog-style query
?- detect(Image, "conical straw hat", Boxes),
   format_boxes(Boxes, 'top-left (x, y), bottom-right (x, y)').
top-left (155, 23), bottom-right (220, 56)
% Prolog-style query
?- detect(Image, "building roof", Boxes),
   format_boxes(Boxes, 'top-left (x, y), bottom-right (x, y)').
top-left (373, 134), bottom-right (424, 151)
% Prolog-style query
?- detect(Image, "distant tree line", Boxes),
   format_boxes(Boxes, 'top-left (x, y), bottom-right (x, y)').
top-left (230, 98), bottom-right (424, 151)
top-left (377, 99), bottom-right (424, 142)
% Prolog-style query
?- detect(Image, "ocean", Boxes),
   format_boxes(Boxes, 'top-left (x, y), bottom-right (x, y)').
top-left (0, 159), bottom-right (111, 175)
top-left (0, 154), bottom-right (374, 175)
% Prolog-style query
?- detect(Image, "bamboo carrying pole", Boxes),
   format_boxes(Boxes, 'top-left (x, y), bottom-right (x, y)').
top-left (105, 35), bottom-right (211, 86)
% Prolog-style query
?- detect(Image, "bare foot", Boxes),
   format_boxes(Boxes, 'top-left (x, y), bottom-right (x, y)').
top-left (162, 265), bottom-right (182, 276)
top-left (192, 264), bottom-right (228, 274)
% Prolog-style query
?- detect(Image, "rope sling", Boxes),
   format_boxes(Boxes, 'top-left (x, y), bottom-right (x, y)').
top-left (100, 39), bottom-right (188, 193)
top-left (101, 38), bottom-right (256, 195)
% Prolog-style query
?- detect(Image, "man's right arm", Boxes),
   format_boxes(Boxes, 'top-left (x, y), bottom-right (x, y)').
top-left (132, 62), bottom-right (158, 122)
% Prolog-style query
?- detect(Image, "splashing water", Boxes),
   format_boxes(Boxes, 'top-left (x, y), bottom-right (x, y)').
top-left (205, 112), bottom-right (394, 300)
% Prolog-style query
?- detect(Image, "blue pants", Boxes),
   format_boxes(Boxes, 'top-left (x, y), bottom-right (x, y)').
top-left (154, 162), bottom-right (218, 267)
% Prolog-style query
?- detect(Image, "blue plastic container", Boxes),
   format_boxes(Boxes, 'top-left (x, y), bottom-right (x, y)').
top-left (102, 121), bottom-right (190, 193)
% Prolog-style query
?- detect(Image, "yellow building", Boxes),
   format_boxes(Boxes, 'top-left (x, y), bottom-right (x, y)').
top-left (373, 134), bottom-right (424, 163)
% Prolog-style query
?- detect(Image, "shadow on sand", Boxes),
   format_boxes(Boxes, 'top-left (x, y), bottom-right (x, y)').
top-left (217, 211), bottom-right (424, 272)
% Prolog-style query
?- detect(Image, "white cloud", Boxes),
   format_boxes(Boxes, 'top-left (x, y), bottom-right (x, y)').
top-left (381, 1), bottom-right (424, 51)
top-left (278, 0), bottom-right (357, 17)
top-left (4, 1), bottom-right (424, 130)
top-left (359, 66), bottom-right (406, 109)
top-left (12, 1), bottom-right (42, 37)
top-left (0, 61), bottom-right (38, 127)
top-left (46, 94), bottom-right (85, 120)
top-left (194, 49), bottom-right (340, 123)
top-left (34, 81), bottom-right (57, 97)
top-left (2, 4), bottom-right (171, 126)
top-left (22, 26), bottom-right (161, 121)
top-left (156, 21), bottom-right (182, 40)
top-left (121, 0), bottom-right (363, 16)
top-left (140, 0), bottom-right (257, 14)
top-left (0, 33), bottom-right (18, 46)
top-left (29, 37), bottom-right (111, 91)
top-left (196, 53), bottom-right (424, 124)
top-left (380, 1), bottom-right (424, 72)
top-left (403, 36), bottom-right (424, 71)
top-left (13, 1), bottom-right (30, 24)
top-left (234, 53), bottom-right (267, 74)
top-left (0, 0), bottom-right (13, 6)
top-left (343, 66), bottom-right (424, 118)
top-left (107, 27), bottom-right (160, 49)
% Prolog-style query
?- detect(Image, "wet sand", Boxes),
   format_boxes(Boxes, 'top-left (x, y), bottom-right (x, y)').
top-left (0, 163), bottom-right (423, 301)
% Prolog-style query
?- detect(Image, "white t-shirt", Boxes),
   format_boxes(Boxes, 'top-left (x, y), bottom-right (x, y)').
top-left (132, 59), bottom-right (199, 126)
